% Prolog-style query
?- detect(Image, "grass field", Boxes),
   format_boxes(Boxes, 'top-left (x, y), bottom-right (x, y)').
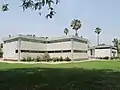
top-left (1, 60), bottom-right (120, 90)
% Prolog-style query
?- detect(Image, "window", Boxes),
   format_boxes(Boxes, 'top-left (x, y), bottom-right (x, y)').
top-left (55, 50), bottom-right (62, 53)
top-left (63, 50), bottom-right (71, 53)
top-left (73, 50), bottom-right (87, 53)
top-left (15, 50), bottom-right (18, 53)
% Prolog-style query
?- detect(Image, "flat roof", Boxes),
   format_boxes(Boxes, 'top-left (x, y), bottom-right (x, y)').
top-left (2, 34), bottom-right (88, 42)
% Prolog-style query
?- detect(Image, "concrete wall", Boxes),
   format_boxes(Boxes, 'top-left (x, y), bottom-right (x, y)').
top-left (73, 41), bottom-right (87, 50)
top-left (20, 41), bottom-right (46, 59)
top-left (3, 41), bottom-right (18, 60)
top-left (95, 49), bottom-right (111, 57)
top-left (73, 41), bottom-right (88, 60)
top-left (46, 41), bottom-right (72, 59)
top-left (47, 41), bottom-right (71, 50)
top-left (21, 41), bottom-right (46, 50)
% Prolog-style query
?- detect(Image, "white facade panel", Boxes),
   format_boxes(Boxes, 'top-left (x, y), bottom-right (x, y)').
top-left (73, 41), bottom-right (87, 50)
top-left (3, 41), bottom-right (18, 60)
top-left (21, 41), bottom-right (46, 50)
top-left (95, 49), bottom-right (111, 57)
top-left (47, 41), bottom-right (71, 50)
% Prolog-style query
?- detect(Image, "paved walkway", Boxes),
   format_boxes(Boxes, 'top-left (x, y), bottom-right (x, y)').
top-left (0, 59), bottom-right (104, 64)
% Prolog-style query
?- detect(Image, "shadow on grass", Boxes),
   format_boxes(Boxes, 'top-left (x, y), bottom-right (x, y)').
top-left (0, 68), bottom-right (120, 90)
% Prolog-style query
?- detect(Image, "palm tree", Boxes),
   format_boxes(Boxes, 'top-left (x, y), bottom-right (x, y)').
top-left (95, 27), bottom-right (101, 45)
top-left (112, 38), bottom-right (119, 55)
top-left (64, 28), bottom-right (69, 35)
top-left (70, 19), bottom-right (81, 36)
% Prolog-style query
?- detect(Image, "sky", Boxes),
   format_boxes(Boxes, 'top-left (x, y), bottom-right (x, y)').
top-left (0, 0), bottom-right (120, 45)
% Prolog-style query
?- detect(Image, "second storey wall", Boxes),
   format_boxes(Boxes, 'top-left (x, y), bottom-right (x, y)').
top-left (3, 41), bottom-right (18, 60)
top-left (46, 41), bottom-right (72, 58)
top-left (73, 41), bottom-right (88, 50)
top-left (20, 41), bottom-right (46, 50)
top-left (20, 40), bottom-right (46, 59)
top-left (73, 41), bottom-right (88, 60)
top-left (46, 41), bottom-right (72, 51)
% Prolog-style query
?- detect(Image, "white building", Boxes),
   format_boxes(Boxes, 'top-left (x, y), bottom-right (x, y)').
top-left (2, 34), bottom-right (89, 61)
top-left (88, 45), bottom-right (117, 58)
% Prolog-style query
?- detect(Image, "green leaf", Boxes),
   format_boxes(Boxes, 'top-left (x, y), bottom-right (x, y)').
top-left (1, 4), bottom-right (9, 12)
top-left (42, 0), bottom-right (45, 6)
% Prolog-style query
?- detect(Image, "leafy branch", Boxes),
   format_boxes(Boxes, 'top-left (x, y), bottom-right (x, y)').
top-left (1, 0), bottom-right (59, 19)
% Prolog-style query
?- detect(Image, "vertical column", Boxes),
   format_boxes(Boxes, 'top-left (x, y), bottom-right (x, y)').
top-left (71, 39), bottom-right (73, 61)
top-left (110, 46), bottom-right (112, 60)
top-left (18, 38), bottom-right (21, 61)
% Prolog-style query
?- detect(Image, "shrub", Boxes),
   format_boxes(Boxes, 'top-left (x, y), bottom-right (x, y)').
top-left (35, 56), bottom-right (41, 62)
top-left (21, 57), bottom-right (26, 61)
top-left (64, 57), bottom-right (71, 61)
top-left (114, 57), bottom-right (119, 60)
top-left (99, 57), bottom-right (103, 59)
top-left (42, 53), bottom-right (51, 62)
top-left (111, 57), bottom-right (114, 60)
top-left (26, 57), bottom-right (34, 62)
top-left (0, 52), bottom-right (3, 58)
top-left (103, 56), bottom-right (109, 59)
top-left (59, 56), bottom-right (63, 61)
top-left (52, 57), bottom-right (58, 62)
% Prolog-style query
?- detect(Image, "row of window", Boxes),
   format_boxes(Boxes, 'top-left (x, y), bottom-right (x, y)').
top-left (95, 47), bottom-right (117, 50)
top-left (15, 50), bottom-right (71, 53)
top-left (73, 50), bottom-right (87, 53)
top-left (15, 50), bottom-right (87, 53)
top-left (112, 51), bottom-right (116, 53)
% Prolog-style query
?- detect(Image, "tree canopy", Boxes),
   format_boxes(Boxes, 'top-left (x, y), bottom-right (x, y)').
top-left (1, 0), bottom-right (59, 19)
top-left (95, 27), bottom-right (101, 34)
top-left (70, 19), bottom-right (82, 36)
top-left (64, 28), bottom-right (69, 35)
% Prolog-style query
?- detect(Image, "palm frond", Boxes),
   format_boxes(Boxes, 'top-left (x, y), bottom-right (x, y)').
top-left (1, 4), bottom-right (9, 12)
top-left (95, 27), bottom-right (101, 34)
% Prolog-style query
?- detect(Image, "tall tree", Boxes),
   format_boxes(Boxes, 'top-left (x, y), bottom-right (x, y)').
top-left (70, 19), bottom-right (81, 36)
top-left (95, 27), bottom-right (101, 45)
top-left (64, 28), bottom-right (69, 35)
top-left (1, 0), bottom-right (59, 19)
top-left (112, 38), bottom-right (120, 55)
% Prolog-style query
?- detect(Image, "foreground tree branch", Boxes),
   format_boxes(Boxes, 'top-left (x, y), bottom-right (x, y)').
top-left (1, 0), bottom-right (59, 19)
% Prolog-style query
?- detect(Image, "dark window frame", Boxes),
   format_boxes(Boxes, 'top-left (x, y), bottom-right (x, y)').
top-left (73, 50), bottom-right (87, 53)
top-left (15, 50), bottom-right (71, 53)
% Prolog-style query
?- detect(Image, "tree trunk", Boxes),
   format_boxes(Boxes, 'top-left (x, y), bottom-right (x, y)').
top-left (97, 34), bottom-right (99, 45)
top-left (75, 30), bottom-right (78, 36)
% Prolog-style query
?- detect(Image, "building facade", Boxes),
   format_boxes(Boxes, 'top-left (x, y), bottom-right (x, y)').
top-left (3, 34), bottom-right (89, 61)
top-left (88, 45), bottom-right (117, 58)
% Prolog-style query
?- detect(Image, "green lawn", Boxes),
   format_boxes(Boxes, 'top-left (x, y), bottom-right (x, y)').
top-left (1, 60), bottom-right (120, 90)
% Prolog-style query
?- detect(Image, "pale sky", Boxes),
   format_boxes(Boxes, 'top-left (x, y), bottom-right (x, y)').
top-left (0, 0), bottom-right (120, 45)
